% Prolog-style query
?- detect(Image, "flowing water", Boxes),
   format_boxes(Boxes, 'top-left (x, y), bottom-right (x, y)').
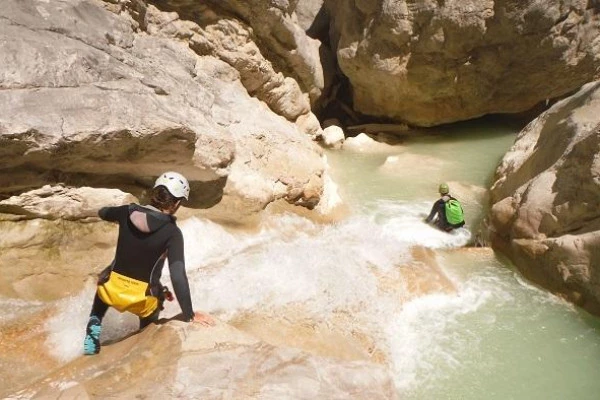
top-left (38, 118), bottom-right (600, 399)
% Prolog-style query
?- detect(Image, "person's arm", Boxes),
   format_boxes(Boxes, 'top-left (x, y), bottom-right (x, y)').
top-left (166, 229), bottom-right (196, 321)
top-left (98, 205), bottom-right (127, 222)
top-left (424, 200), bottom-right (440, 223)
top-left (440, 196), bottom-right (451, 223)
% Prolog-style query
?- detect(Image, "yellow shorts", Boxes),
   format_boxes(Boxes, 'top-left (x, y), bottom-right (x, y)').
top-left (97, 271), bottom-right (158, 318)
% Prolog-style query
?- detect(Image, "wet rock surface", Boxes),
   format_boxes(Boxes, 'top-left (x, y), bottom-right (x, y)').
top-left (489, 81), bottom-right (600, 315)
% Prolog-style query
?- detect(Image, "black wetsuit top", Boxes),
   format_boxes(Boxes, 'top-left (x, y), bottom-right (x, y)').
top-left (425, 195), bottom-right (465, 231)
top-left (99, 204), bottom-right (194, 321)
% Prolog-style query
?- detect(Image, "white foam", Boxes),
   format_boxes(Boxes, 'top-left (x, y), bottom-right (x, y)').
top-left (513, 273), bottom-right (575, 309)
top-left (43, 199), bottom-right (470, 377)
top-left (386, 278), bottom-right (501, 393)
top-left (374, 200), bottom-right (472, 248)
top-left (178, 213), bottom-right (411, 319)
top-left (316, 170), bottom-right (344, 214)
top-left (45, 282), bottom-right (139, 362)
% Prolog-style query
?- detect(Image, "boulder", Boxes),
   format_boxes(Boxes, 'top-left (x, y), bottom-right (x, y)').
top-left (0, 0), bottom-right (331, 306)
top-left (320, 125), bottom-right (346, 148)
top-left (488, 81), bottom-right (600, 315)
top-left (327, 0), bottom-right (600, 126)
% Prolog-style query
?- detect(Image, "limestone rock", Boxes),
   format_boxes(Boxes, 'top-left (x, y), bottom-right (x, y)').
top-left (0, 0), bottom-right (329, 306)
top-left (296, 111), bottom-right (324, 139)
top-left (488, 81), bottom-right (600, 315)
top-left (0, 0), bottom-right (325, 222)
top-left (202, 0), bottom-right (329, 106)
top-left (328, 0), bottom-right (600, 126)
top-left (5, 318), bottom-right (399, 399)
top-left (0, 186), bottom-right (133, 301)
top-left (320, 125), bottom-right (346, 148)
top-left (0, 185), bottom-right (135, 221)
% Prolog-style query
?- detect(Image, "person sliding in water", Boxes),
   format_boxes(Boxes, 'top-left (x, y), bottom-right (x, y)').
top-left (83, 171), bottom-right (214, 355)
top-left (424, 183), bottom-right (465, 232)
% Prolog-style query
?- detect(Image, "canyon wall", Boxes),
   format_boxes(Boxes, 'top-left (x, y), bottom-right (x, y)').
top-left (488, 81), bottom-right (600, 315)
top-left (327, 0), bottom-right (600, 126)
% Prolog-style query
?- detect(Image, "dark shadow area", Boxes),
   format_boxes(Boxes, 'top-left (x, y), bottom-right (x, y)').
top-left (318, 73), bottom-right (361, 127)
top-left (318, 74), bottom-right (540, 141)
top-left (306, 5), bottom-right (330, 40)
top-left (437, 114), bottom-right (526, 140)
top-left (186, 176), bottom-right (227, 209)
top-left (341, 113), bottom-right (529, 148)
top-left (101, 328), bottom-right (141, 347)
top-left (149, 0), bottom-right (231, 27)
top-left (0, 167), bottom-right (227, 210)
top-left (155, 312), bottom-right (192, 325)
top-left (139, 176), bottom-right (227, 209)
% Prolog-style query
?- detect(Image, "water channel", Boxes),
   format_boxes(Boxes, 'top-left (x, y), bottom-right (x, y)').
top-left (41, 117), bottom-right (600, 399)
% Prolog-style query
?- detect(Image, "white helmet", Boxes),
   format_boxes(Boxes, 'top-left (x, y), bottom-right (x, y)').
top-left (154, 171), bottom-right (190, 200)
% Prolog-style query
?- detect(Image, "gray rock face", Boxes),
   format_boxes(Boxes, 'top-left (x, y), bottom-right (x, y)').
top-left (147, 0), bottom-right (329, 107)
top-left (0, 0), bottom-right (325, 219)
top-left (488, 81), bottom-right (600, 315)
top-left (328, 0), bottom-right (600, 126)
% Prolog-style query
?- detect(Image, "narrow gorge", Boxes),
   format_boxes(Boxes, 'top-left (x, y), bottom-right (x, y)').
top-left (1, 1), bottom-right (599, 399)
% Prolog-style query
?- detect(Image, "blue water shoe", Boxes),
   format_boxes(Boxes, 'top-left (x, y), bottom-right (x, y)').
top-left (83, 316), bottom-right (102, 355)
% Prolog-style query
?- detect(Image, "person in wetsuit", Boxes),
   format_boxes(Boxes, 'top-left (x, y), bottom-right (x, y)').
top-left (424, 183), bottom-right (465, 232)
top-left (83, 171), bottom-right (214, 355)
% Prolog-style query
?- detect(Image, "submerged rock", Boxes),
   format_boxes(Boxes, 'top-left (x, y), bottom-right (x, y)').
top-left (343, 133), bottom-right (396, 153)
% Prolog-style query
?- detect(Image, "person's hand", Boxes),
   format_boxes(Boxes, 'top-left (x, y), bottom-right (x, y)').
top-left (192, 311), bottom-right (215, 326)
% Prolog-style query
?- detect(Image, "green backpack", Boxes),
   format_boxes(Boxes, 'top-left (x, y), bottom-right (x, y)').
top-left (445, 199), bottom-right (464, 225)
